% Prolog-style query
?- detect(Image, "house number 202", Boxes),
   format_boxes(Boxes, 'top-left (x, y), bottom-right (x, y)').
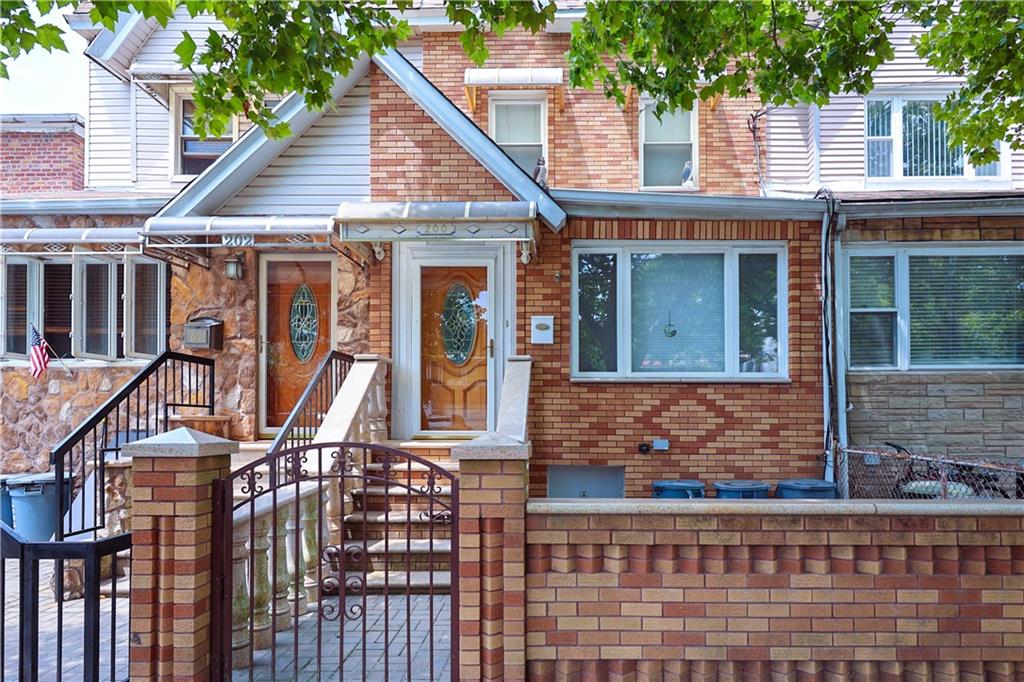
top-left (222, 234), bottom-right (256, 247)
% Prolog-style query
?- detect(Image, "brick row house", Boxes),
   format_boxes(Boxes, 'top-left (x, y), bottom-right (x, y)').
top-left (1, 5), bottom-right (1023, 680)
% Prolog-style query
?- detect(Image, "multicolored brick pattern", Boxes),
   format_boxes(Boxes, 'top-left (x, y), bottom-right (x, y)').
top-left (524, 508), bottom-right (1024, 680)
top-left (0, 130), bottom-right (84, 194)
top-left (519, 218), bottom-right (825, 497)
top-left (128, 443), bottom-right (232, 680)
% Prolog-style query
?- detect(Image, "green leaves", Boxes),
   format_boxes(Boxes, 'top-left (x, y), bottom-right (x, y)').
top-left (2, 0), bottom-right (1022, 159)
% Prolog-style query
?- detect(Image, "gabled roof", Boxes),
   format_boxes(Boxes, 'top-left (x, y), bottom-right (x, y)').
top-left (156, 48), bottom-right (566, 230)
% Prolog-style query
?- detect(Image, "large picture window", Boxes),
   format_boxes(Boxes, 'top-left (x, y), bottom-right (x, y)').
top-left (572, 242), bottom-right (787, 380)
top-left (846, 246), bottom-right (1024, 369)
top-left (865, 97), bottom-right (1007, 181)
top-left (0, 255), bottom-right (167, 361)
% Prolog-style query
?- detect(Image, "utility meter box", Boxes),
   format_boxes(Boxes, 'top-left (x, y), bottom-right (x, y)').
top-left (182, 317), bottom-right (224, 351)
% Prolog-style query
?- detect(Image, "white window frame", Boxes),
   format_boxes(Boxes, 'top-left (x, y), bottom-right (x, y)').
top-left (1, 255), bottom-right (167, 362)
top-left (488, 91), bottom-right (548, 172)
top-left (0, 255), bottom-right (41, 359)
top-left (570, 240), bottom-right (788, 382)
top-left (863, 94), bottom-right (1011, 189)
top-left (124, 255), bottom-right (168, 359)
top-left (168, 87), bottom-right (235, 182)
top-left (639, 98), bottom-right (699, 191)
top-left (843, 242), bottom-right (1024, 371)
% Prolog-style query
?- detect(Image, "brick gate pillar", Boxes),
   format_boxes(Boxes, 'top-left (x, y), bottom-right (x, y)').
top-left (124, 427), bottom-right (237, 681)
top-left (453, 438), bottom-right (530, 682)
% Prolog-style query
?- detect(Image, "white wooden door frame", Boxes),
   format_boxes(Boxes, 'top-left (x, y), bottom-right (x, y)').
top-left (392, 242), bottom-right (516, 440)
top-left (257, 253), bottom-right (338, 437)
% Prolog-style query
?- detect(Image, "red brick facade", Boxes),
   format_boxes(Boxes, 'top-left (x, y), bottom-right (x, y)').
top-left (0, 130), bottom-right (84, 194)
top-left (521, 219), bottom-right (824, 497)
top-left (415, 31), bottom-right (762, 196)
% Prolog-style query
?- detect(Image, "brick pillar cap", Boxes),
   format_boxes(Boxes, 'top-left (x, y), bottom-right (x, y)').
top-left (121, 426), bottom-right (239, 459)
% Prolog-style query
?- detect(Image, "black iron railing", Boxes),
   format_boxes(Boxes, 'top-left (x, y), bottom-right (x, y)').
top-left (267, 350), bottom-right (355, 457)
top-left (51, 351), bottom-right (215, 540)
top-left (1, 522), bottom-right (131, 682)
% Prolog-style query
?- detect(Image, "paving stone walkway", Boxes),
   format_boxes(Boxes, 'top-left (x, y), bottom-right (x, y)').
top-left (3, 558), bottom-right (451, 681)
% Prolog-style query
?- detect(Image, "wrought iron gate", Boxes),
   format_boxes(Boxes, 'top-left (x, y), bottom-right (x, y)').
top-left (211, 442), bottom-right (458, 681)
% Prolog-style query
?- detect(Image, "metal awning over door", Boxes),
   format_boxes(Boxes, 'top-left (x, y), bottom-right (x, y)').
top-left (335, 201), bottom-right (536, 242)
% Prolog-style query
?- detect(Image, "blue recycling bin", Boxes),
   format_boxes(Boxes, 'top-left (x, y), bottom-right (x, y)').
top-left (0, 474), bottom-right (14, 527)
top-left (776, 479), bottom-right (838, 499)
top-left (714, 479), bottom-right (771, 499)
top-left (652, 480), bottom-right (705, 499)
top-left (7, 471), bottom-right (72, 541)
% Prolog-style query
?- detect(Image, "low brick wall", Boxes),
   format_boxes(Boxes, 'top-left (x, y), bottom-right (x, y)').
top-left (847, 370), bottom-right (1024, 461)
top-left (523, 500), bottom-right (1024, 680)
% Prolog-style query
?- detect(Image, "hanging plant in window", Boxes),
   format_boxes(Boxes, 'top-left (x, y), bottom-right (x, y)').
top-left (289, 284), bottom-right (319, 363)
top-left (440, 283), bottom-right (477, 366)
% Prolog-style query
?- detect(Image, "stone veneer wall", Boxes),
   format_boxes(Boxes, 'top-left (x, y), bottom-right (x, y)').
top-left (842, 215), bottom-right (1024, 463)
top-left (168, 249), bottom-right (371, 441)
top-left (847, 371), bottom-right (1024, 461)
top-left (523, 502), bottom-right (1024, 680)
top-left (0, 364), bottom-right (140, 473)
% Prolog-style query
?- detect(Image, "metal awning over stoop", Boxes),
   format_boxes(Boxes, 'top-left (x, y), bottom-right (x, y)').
top-left (0, 227), bottom-right (145, 255)
top-left (335, 201), bottom-right (538, 263)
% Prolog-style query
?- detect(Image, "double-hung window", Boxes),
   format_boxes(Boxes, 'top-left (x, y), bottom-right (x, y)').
top-left (865, 96), bottom-right (1008, 182)
top-left (846, 246), bottom-right (1024, 370)
top-left (0, 255), bottom-right (168, 361)
top-left (640, 102), bottom-right (697, 190)
top-left (572, 242), bottom-right (787, 380)
top-left (489, 95), bottom-right (546, 174)
top-left (172, 91), bottom-right (234, 178)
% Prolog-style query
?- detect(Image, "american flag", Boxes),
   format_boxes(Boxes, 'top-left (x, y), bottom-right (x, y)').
top-left (29, 324), bottom-right (50, 379)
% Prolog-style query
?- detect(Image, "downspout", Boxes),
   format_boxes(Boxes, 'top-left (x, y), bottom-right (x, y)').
top-left (129, 73), bottom-right (137, 185)
top-left (814, 188), bottom-right (839, 483)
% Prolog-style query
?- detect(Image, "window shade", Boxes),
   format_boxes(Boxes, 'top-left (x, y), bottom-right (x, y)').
top-left (630, 253), bottom-right (724, 372)
top-left (849, 256), bottom-right (896, 367)
top-left (133, 262), bottom-right (161, 356)
top-left (4, 263), bottom-right (29, 354)
top-left (84, 262), bottom-right (111, 356)
top-left (909, 255), bottom-right (1024, 365)
top-left (43, 263), bottom-right (72, 359)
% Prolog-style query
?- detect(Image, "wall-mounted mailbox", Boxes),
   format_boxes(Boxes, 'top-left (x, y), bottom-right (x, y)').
top-left (531, 315), bottom-right (555, 344)
top-left (182, 317), bottom-right (224, 351)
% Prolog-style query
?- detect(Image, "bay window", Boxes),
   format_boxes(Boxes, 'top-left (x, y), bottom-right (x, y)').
top-left (572, 242), bottom-right (787, 380)
top-left (846, 246), bottom-right (1024, 370)
top-left (640, 102), bottom-right (697, 189)
top-left (865, 96), bottom-right (1007, 181)
top-left (0, 255), bottom-right (167, 361)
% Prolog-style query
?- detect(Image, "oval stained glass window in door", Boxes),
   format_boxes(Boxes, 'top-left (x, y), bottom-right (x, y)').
top-left (289, 284), bottom-right (319, 363)
top-left (440, 282), bottom-right (477, 366)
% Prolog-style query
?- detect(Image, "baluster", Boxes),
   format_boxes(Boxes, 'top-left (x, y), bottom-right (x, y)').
top-left (302, 492), bottom-right (320, 603)
top-left (272, 505), bottom-right (291, 631)
top-left (286, 500), bottom-right (308, 616)
top-left (365, 364), bottom-right (388, 444)
top-left (249, 513), bottom-right (272, 650)
top-left (231, 523), bottom-right (251, 668)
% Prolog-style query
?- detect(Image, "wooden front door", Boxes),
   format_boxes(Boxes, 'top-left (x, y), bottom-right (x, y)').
top-left (420, 265), bottom-right (490, 431)
top-left (260, 256), bottom-right (334, 432)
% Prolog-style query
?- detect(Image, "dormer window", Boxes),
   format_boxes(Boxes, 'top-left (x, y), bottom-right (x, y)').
top-left (865, 96), bottom-right (1007, 182)
top-left (170, 89), bottom-right (234, 178)
top-left (489, 94), bottom-right (546, 174)
top-left (640, 102), bottom-right (698, 190)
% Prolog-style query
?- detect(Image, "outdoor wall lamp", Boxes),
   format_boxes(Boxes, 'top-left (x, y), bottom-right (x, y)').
top-left (224, 253), bottom-right (245, 280)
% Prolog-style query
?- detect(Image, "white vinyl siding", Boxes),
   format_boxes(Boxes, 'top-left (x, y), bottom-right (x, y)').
top-left (134, 7), bottom-right (226, 69)
top-left (845, 245), bottom-right (1024, 371)
top-left (133, 84), bottom-right (175, 189)
top-left (766, 104), bottom-right (816, 188)
top-left (818, 95), bottom-right (865, 184)
top-left (87, 63), bottom-right (132, 187)
top-left (220, 78), bottom-right (371, 215)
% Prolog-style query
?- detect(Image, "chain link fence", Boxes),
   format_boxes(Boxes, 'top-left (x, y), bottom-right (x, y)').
top-left (840, 447), bottom-right (1024, 500)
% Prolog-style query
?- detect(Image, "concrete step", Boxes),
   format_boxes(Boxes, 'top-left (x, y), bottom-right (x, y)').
top-left (341, 511), bottom-right (453, 541)
top-left (364, 570), bottom-right (450, 593)
top-left (350, 485), bottom-right (453, 513)
top-left (232, 441), bottom-right (274, 471)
